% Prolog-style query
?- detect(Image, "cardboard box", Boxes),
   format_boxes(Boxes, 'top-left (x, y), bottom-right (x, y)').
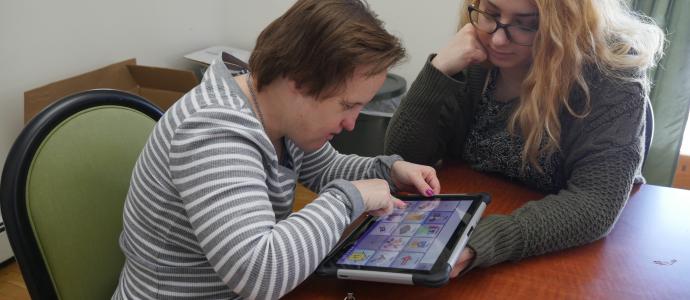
top-left (24, 59), bottom-right (199, 123)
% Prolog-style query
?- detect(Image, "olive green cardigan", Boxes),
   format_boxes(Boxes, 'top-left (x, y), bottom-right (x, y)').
top-left (385, 55), bottom-right (646, 270)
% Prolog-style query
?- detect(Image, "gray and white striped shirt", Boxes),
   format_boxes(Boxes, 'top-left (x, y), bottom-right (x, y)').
top-left (112, 56), bottom-right (400, 299)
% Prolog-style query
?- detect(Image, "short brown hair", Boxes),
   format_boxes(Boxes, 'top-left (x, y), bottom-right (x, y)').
top-left (248, 0), bottom-right (406, 99)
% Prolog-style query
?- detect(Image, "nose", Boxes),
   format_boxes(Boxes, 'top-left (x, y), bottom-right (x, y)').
top-left (491, 27), bottom-right (510, 46)
top-left (341, 112), bottom-right (358, 132)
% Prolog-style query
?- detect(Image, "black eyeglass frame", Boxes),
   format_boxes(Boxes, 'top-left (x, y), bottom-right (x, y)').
top-left (467, 5), bottom-right (538, 46)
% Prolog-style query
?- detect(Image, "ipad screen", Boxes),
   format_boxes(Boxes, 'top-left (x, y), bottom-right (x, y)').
top-left (336, 198), bottom-right (472, 271)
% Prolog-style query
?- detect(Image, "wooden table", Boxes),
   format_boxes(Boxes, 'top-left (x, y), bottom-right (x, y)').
top-left (285, 161), bottom-right (690, 299)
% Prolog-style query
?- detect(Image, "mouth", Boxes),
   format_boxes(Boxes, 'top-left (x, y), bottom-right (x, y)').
top-left (327, 129), bottom-right (342, 140)
top-left (489, 49), bottom-right (514, 58)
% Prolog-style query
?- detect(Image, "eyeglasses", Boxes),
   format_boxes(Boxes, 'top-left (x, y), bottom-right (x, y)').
top-left (467, 5), bottom-right (538, 46)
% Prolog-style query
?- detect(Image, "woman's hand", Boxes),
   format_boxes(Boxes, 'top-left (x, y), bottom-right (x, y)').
top-left (432, 23), bottom-right (488, 76)
top-left (450, 247), bottom-right (476, 278)
top-left (390, 161), bottom-right (441, 196)
top-left (351, 179), bottom-right (406, 216)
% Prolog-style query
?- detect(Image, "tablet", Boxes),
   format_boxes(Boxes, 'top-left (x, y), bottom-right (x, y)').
top-left (316, 193), bottom-right (490, 287)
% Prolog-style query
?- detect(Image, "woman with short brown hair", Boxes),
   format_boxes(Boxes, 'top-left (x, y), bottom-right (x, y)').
top-left (113, 1), bottom-right (439, 299)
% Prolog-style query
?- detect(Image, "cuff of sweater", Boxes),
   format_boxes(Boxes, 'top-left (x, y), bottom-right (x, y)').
top-left (322, 179), bottom-right (365, 220)
top-left (374, 154), bottom-right (403, 193)
top-left (465, 215), bottom-right (525, 271)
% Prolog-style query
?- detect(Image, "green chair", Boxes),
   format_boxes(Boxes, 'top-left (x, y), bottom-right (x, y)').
top-left (0, 89), bottom-right (163, 300)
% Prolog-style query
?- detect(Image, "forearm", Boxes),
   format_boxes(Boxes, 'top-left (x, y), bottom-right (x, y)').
top-left (171, 142), bottom-right (360, 298)
top-left (169, 114), bottom-right (366, 298)
top-left (197, 184), bottom-right (357, 299)
top-left (299, 142), bottom-right (402, 192)
top-left (384, 55), bottom-right (469, 165)
top-left (467, 144), bottom-right (641, 270)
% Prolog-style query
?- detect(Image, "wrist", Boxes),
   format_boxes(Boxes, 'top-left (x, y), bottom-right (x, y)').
top-left (322, 179), bottom-right (364, 220)
top-left (431, 56), bottom-right (453, 76)
top-left (431, 55), bottom-right (465, 76)
top-left (389, 160), bottom-right (401, 187)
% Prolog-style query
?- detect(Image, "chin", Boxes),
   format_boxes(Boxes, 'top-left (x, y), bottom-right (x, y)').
top-left (489, 57), bottom-right (532, 70)
top-left (295, 140), bottom-right (326, 152)
top-left (489, 59), bottom-right (519, 69)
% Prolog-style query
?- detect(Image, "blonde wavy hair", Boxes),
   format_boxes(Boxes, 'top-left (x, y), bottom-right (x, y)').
top-left (460, 0), bottom-right (665, 171)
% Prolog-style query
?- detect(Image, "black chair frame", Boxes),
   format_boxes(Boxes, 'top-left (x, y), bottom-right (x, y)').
top-left (0, 89), bottom-right (162, 299)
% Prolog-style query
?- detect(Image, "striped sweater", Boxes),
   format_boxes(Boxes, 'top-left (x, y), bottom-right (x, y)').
top-left (112, 56), bottom-right (400, 299)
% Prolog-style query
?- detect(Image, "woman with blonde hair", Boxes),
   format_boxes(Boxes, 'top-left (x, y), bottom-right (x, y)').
top-left (385, 0), bottom-right (664, 276)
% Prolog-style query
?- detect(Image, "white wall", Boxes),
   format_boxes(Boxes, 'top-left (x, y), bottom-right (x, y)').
top-left (0, 0), bottom-right (461, 176)
top-left (0, 0), bottom-right (232, 175)
top-left (222, 0), bottom-right (462, 86)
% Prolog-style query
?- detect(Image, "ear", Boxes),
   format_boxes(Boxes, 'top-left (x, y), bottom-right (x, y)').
top-left (286, 77), bottom-right (308, 97)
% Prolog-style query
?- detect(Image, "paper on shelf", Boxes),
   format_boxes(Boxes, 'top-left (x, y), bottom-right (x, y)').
top-left (184, 46), bottom-right (251, 66)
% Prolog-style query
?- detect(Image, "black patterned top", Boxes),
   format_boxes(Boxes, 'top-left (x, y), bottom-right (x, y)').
top-left (462, 68), bottom-right (563, 192)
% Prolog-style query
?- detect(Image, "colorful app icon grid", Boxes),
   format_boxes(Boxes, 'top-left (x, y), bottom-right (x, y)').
top-left (339, 200), bottom-right (467, 270)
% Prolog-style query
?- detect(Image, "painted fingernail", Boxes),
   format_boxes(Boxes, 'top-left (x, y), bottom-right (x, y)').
top-left (426, 189), bottom-right (434, 196)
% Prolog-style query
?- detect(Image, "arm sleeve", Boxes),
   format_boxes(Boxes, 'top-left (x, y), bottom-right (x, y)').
top-left (384, 54), bottom-right (474, 165)
top-left (169, 108), bottom-right (361, 299)
top-left (465, 80), bottom-right (646, 270)
top-left (297, 141), bottom-right (402, 195)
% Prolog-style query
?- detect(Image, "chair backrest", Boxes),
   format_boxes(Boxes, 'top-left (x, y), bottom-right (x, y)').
top-left (644, 98), bottom-right (654, 167)
top-left (0, 89), bottom-right (163, 300)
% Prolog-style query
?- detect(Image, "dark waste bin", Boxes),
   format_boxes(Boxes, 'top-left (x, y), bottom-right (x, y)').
top-left (330, 73), bottom-right (406, 156)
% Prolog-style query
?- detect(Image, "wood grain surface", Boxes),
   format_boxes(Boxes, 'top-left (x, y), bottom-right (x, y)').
top-left (286, 161), bottom-right (690, 300)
